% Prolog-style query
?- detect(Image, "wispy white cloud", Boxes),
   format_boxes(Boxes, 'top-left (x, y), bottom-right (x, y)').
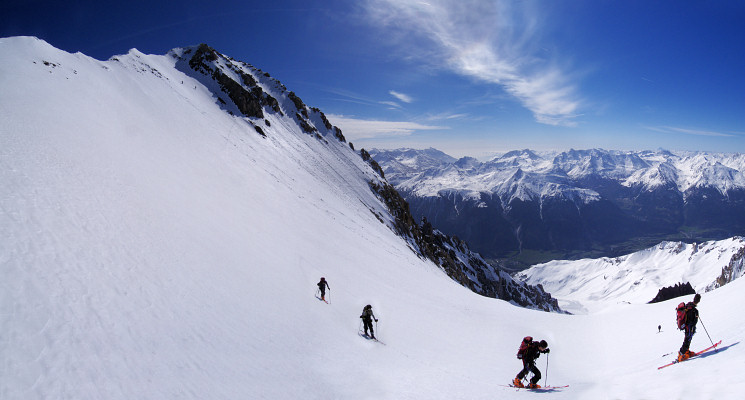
top-left (324, 88), bottom-right (407, 110)
top-left (389, 90), bottom-right (414, 103)
top-left (379, 101), bottom-right (402, 109)
top-left (363, 0), bottom-right (581, 126)
top-left (645, 126), bottom-right (735, 137)
top-left (326, 114), bottom-right (446, 140)
top-left (425, 112), bottom-right (469, 121)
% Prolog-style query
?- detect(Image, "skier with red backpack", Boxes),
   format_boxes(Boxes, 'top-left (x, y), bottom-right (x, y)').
top-left (676, 293), bottom-right (701, 362)
top-left (513, 336), bottom-right (550, 389)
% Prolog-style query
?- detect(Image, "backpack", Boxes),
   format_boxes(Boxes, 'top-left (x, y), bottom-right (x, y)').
top-left (676, 302), bottom-right (688, 330)
top-left (516, 336), bottom-right (533, 359)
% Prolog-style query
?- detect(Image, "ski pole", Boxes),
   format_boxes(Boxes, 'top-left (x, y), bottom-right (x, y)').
top-left (698, 316), bottom-right (716, 351)
top-left (545, 353), bottom-right (549, 387)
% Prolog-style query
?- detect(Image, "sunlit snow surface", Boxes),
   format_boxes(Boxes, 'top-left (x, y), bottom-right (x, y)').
top-left (2, 37), bottom-right (744, 400)
top-left (518, 238), bottom-right (745, 314)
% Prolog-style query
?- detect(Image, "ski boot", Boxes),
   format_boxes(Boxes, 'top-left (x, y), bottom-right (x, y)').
top-left (512, 378), bottom-right (524, 388)
top-left (677, 352), bottom-right (690, 362)
top-left (527, 382), bottom-right (541, 389)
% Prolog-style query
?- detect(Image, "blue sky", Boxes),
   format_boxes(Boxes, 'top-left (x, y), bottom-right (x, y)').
top-left (3, 0), bottom-right (744, 158)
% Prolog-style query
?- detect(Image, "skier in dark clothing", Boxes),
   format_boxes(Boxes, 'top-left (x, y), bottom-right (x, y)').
top-left (317, 277), bottom-right (330, 301)
top-left (514, 339), bottom-right (550, 389)
top-left (360, 305), bottom-right (378, 339)
top-left (678, 293), bottom-right (701, 361)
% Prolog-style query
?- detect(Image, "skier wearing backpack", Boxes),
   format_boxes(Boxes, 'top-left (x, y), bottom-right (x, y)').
top-left (677, 293), bottom-right (701, 362)
top-left (513, 337), bottom-right (550, 389)
top-left (360, 305), bottom-right (378, 339)
top-left (317, 277), bottom-right (330, 301)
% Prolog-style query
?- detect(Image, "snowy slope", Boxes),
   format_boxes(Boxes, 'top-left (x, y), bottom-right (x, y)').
top-left (517, 237), bottom-right (745, 314)
top-left (2, 37), bottom-right (745, 400)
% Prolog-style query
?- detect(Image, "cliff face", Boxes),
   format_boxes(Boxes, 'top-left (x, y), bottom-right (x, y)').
top-left (172, 43), bottom-right (346, 144)
top-left (708, 243), bottom-right (745, 291)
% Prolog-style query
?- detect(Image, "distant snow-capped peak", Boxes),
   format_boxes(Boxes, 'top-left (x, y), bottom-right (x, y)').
top-left (372, 147), bottom-right (745, 204)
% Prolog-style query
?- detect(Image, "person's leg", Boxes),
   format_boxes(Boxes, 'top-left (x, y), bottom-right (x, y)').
top-left (529, 363), bottom-right (542, 385)
top-left (680, 326), bottom-right (694, 353)
top-left (514, 360), bottom-right (529, 387)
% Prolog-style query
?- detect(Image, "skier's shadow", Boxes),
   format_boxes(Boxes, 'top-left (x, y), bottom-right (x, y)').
top-left (693, 341), bottom-right (739, 361)
top-left (525, 387), bottom-right (563, 393)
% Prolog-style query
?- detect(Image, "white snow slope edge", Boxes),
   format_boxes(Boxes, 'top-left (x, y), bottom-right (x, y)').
top-left (2, 37), bottom-right (744, 400)
top-left (518, 237), bottom-right (745, 314)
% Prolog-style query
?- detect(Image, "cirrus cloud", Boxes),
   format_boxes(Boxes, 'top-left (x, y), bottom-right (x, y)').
top-left (644, 126), bottom-right (736, 137)
top-left (363, 0), bottom-right (581, 126)
top-left (327, 114), bottom-right (447, 140)
top-left (389, 90), bottom-right (414, 103)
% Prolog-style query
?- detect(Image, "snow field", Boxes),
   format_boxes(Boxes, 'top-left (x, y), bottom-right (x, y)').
top-left (2, 37), bottom-right (744, 400)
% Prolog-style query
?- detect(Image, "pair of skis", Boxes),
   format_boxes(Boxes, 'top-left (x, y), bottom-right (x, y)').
top-left (359, 332), bottom-right (385, 345)
top-left (501, 384), bottom-right (568, 391)
top-left (657, 340), bottom-right (722, 370)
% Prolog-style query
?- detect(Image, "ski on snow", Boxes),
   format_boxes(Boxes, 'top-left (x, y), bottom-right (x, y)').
top-left (657, 340), bottom-right (722, 370)
top-left (500, 384), bottom-right (568, 391)
top-left (358, 332), bottom-right (386, 345)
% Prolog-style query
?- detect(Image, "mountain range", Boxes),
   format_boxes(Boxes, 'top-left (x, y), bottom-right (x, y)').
top-left (370, 148), bottom-right (745, 267)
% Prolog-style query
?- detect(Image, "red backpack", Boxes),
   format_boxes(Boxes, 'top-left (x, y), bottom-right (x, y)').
top-left (676, 302), bottom-right (688, 330)
top-left (516, 336), bottom-right (533, 359)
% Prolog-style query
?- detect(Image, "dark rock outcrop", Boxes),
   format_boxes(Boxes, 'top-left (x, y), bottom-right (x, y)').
top-left (184, 44), bottom-right (279, 119)
top-left (648, 282), bottom-right (695, 303)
